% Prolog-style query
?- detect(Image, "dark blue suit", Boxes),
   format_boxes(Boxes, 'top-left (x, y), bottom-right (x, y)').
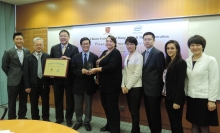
top-left (50, 43), bottom-right (79, 121)
top-left (142, 47), bottom-right (165, 133)
top-left (71, 52), bottom-right (98, 124)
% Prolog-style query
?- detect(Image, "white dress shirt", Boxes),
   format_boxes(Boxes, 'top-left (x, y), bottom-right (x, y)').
top-left (15, 45), bottom-right (24, 64)
top-left (33, 51), bottom-right (42, 59)
top-left (82, 51), bottom-right (90, 63)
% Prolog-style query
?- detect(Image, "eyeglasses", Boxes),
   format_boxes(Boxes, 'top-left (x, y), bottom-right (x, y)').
top-left (81, 43), bottom-right (90, 46)
top-left (144, 38), bottom-right (153, 41)
top-left (59, 35), bottom-right (69, 38)
top-left (34, 44), bottom-right (43, 47)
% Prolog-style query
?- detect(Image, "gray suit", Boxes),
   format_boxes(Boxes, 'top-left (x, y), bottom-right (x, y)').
top-left (2, 46), bottom-right (30, 119)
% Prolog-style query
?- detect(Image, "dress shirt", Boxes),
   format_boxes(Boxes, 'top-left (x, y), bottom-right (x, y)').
top-left (61, 44), bottom-right (68, 53)
top-left (82, 51), bottom-right (90, 64)
top-left (33, 51), bottom-right (43, 60)
top-left (15, 45), bottom-right (24, 64)
top-left (144, 46), bottom-right (153, 64)
top-left (146, 46), bottom-right (153, 54)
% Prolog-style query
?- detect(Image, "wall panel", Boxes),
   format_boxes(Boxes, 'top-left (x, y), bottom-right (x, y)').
top-left (18, 28), bottom-right (48, 53)
top-left (16, 0), bottom-right (220, 30)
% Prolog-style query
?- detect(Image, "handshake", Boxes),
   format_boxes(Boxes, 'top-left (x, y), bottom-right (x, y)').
top-left (82, 68), bottom-right (98, 75)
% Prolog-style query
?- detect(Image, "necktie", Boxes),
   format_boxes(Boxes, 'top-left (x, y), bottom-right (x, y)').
top-left (144, 50), bottom-right (149, 65)
top-left (62, 45), bottom-right (66, 55)
top-left (84, 53), bottom-right (88, 69)
top-left (37, 54), bottom-right (42, 78)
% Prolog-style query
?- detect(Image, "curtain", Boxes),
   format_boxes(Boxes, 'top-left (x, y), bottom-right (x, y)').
top-left (0, 1), bottom-right (15, 105)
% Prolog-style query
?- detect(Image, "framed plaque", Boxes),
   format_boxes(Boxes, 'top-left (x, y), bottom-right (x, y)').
top-left (43, 58), bottom-right (69, 78)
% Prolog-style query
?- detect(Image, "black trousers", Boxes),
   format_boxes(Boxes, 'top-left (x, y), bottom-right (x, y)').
top-left (165, 99), bottom-right (184, 133)
top-left (126, 87), bottom-right (143, 133)
top-left (7, 78), bottom-right (27, 119)
top-left (100, 92), bottom-right (120, 133)
top-left (53, 83), bottom-right (74, 121)
top-left (29, 78), bottom-right (50, 120)
top-left (143, 95), bottom-right (162, 133)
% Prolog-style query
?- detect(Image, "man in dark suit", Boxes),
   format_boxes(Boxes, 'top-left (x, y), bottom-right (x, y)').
top-left (50, 30), bottom-right (79, 127)
top-left (1, 32), bottom-right (30, 119)
top-left (142, 32), bottom-right (165, 133)
top-left (71, 37), bottom-right (98, 131)
top-left (23, 37), bottom-right (52, 121)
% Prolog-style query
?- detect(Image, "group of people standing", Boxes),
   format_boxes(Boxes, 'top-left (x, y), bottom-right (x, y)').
top-left (1, 30), bottom-right (219, 133)
top-left (120, 32), bottom-right (219, 133)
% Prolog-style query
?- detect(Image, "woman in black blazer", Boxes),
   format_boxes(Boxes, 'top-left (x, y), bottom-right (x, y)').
top-left (90, 35), bottom-right (122, 133)
top-left (163, 40), bottom-right (186, 133)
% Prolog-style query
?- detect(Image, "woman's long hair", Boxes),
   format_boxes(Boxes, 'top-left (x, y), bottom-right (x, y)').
top-left (164, 40), bottom-right (182, 69)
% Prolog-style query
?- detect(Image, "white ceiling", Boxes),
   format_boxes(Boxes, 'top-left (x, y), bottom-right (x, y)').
top-left (0, 0), bottom-right (46, 5)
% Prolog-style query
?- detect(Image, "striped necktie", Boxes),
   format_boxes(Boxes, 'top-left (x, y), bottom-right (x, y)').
top-left (144, 50), bottom-right (149, 65)
top-left (62, 45), bottom-right (66, 55)
top-left (37, 54), bottom-right (42, 78)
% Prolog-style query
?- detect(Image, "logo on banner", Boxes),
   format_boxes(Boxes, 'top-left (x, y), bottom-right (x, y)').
top-left (134, 25), bottom-right (142, 31)
top-left (133, 25), bottom-right (143, 34)
top-left (104, 27), bottom-right (112, 35)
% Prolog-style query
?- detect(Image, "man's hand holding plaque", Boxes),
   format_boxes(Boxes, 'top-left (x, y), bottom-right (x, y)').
top-left (43, 58), bottom-right (69, 78)
top-left (60, 56), bottom-right (71, 60)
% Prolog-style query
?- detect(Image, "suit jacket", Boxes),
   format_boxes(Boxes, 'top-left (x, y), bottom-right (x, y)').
top-left (121, 51), bottom-right (143, 89)
top-left (165, 59), bottom-right (186, 104)
top-left (98, 48), bottom-right (122, 93)
top-left (50, 43), bottom-right (79, 85)
top-left (185, 53), bottom-right (219, 101)
top-left (23, 52), bottom-right (52, 89)
top-left (71, 52), bottom-right (98, 95)
top-left (142, 47), bottom-right (165, 97)
top-left (1, 46), bottom-right (30, 86)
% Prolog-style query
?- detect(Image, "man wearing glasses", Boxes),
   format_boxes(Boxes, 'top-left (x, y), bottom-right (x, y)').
top-left (71, 37), bottom-right (98, 131)
top-left (142, 32), bottom-right (165, 133)
top-left (23, 37), bottom-right (52, 121)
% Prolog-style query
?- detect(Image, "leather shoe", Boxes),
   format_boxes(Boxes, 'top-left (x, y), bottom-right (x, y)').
top-left (55, 120), bottom-right (63, 124)
top-left (84, 124), bottom-right (92, 131)
top-left (100, 125), bottom-right (110, 132)
top-left (73, 123), bottom-right (82, 130)
top-left (18, 117), bottom-right (28, 119)
top-left (43, 118), bottom-right (50, 122)
top-left (67, 120), bottom-right (73, 127)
